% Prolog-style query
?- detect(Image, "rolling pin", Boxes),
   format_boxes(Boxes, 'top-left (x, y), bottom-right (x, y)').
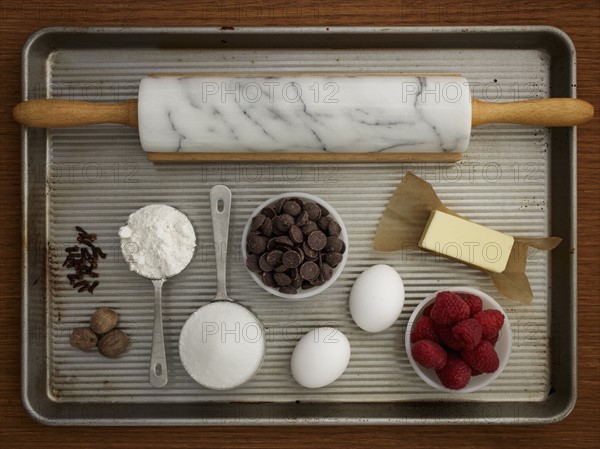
top-left (13, 75), bottom-right (593, 163)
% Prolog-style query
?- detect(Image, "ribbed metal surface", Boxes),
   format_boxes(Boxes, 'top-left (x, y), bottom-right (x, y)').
top-left (46, 47), bottom-right (551, 404)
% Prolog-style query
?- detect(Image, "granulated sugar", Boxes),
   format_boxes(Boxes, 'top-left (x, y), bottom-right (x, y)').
top-left (179, 301), bottom-right (265, 390)
top-left (119, 204), bottom-right (196, 279)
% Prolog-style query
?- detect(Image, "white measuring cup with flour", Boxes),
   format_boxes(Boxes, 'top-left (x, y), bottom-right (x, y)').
top-left (119, 204), bottom-right (196, 388)
top-left (179, 185), bottom-right (265, 390)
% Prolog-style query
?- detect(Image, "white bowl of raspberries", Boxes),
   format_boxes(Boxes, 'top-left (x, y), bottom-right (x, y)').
top-left (405, 287), bottom-right (512, 393)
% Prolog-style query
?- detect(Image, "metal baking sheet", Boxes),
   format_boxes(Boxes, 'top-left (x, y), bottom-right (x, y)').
top-left (21, 26), bottom-right (577, 425)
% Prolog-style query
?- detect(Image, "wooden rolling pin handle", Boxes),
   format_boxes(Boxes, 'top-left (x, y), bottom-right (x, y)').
top-left (472, 98), bottom-right (594, 127)
top-left (13, 99), bottom-right (139, 128)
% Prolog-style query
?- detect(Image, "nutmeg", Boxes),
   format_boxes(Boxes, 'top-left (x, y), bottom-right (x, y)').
top-left (98, 329), bottom-right (129, 358)
top-left (70, 327), bottom-right (98, 351)
top-left (90, 307), bottom-right (119, 335)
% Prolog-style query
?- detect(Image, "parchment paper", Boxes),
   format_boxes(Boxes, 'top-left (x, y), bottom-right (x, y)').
top-left (373, 172), bottom-right (561, 303)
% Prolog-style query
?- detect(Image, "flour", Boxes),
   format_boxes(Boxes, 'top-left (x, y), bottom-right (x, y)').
top-left (119, 204), bottom-right (196, 279)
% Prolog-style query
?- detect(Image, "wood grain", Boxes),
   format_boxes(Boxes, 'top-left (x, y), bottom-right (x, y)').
top-left (147, 152), bottom-right (463, 163)
top-left (471, 98), bottom-right (594, 127)
top-left (12, 99), bottom-right (139, 128)
top-left (0, 1), bottom-right (598, 448)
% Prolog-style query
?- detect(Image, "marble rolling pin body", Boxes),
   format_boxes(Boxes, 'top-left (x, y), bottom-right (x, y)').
top-left (13, 75), bottom-right (594, 162)
top-left (137, 76), bottom-right (471, 154)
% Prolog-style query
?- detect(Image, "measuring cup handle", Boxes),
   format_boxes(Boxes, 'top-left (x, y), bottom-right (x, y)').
top-left (210, 185), bottom-right (232, 301)
top-left (149, 278), bottom-right (168, 387)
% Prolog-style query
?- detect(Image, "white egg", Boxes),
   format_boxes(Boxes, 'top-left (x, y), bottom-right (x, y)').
top-left (349, 264), bottom-right (405, 332)
top-left (291, 327), bottom-right (351, 389)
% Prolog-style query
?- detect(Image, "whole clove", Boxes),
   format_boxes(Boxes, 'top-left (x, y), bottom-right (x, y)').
top-left (73, 280), bottom-right (89, 289)
top-left (78, 237), bottom-right (94, 247)
top-left (81, 247), bottom-right (92, 261)
top-left (63, 226), bottom-right (105, 294)
top-left (67, 273), bottom-right (81, 284)
top-left (88, 281), bottom-right (99, 294)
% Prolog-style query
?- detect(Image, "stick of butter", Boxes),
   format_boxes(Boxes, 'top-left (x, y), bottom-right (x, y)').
top-left (418, 210), bottom-right (515, 273)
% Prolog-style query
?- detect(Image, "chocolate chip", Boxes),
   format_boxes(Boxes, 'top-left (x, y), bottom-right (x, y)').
top-left (262, 271), bottom-right (276, 287)
top-left (260, 217), bottom-right (273, 237)
top-left (273, 198), bottom-right (286, 214)
top-left (282, 200), bottom-right (301, 216)
top-left (261, 207), bottom-right (276, 218)
top-left (295, 210), bottom-right (309, 227)
top-left (269, 236), bottom-right (293, 248)
top-left (291, 274), bottom-right (303, 289)
top-left (301, 281), bottom-right (313, 290)
top-left (327, 219), bottom-right (342, 237)
top-left (259, 253), bottom-right (274, 272)
top-left (250, 214), bottom-right (266, 231)
top-left (245, 254), bottom-right (261, 273)
top-left (282, 213), bottom-right (295, 226)
top-left (304, 202), bottom-right (322, 221)
top-left (302, 241), bottom-right (318, 260)
top-left (302, 221), bottom-right (318, 236)
top-left (273, 272), bottom-right (292, 286)
top-left (319, 204), bottom-right (329, 217)
top-left (324, 252), bottom-right (343, 267)
top-left (307, 231), bottom-right (327, 251)
top-left (266, 250), bottom-right (283, 266)
top-left (321, 262), bottom-right (333, 281)
top-left (247, 234), bottom-right (267, 255)
top-left (266, 238), bottom-right (277, 251)
top-left (274, 264), bottom-right (288, 273)
top-left (325, 236), bottom-right (344, 253)
top-left (289, 225), bottom-right (303, 244)
top-left (317, 216), bottom-right (332, 232)
top-left (279, 285), bottom-right (297, 295)
top-left (282, 250), bottom-right (302, 268)
top-left (273, 213), bottom-right (295, 233)
top-left (300, 261), bottom-right (320, 280)
top-left (309, 274), bottom-right (325, 286)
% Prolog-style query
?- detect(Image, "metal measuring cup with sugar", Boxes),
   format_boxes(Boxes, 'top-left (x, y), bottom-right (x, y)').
top-left (179, 185), bottom-right (265, 390)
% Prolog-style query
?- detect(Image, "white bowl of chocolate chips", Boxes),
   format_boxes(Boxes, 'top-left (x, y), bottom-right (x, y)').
top-left (242, 193), bottom-right (349, 299)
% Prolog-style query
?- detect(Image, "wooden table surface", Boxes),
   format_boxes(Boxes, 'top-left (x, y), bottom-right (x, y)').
top-left (1, 1), bottom-right (598, 448)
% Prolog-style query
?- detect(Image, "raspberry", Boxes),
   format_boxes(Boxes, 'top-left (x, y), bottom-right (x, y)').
top-left (422, 302), bottom-right (435, 317)
top-left (430, 291), bottom-right (470, 325)
top-left (461, 340), bottom-right (500, 373)
top-left (411, 340), bottom-right (447, 370)
top-left (452, 318), bottom-right (482, 350)
top-left (473, 309), bottom-right (505, 340)
top-left (410, 316), bottom-right (440, 344)
top-left (436, 323), bottom-right (465, 351)
top-left (436, 353), bottom-right (471, 390)
top-left (458, 293), bottom-right (483, 317)
top-left (488, 334), bottom-right (499, 346)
